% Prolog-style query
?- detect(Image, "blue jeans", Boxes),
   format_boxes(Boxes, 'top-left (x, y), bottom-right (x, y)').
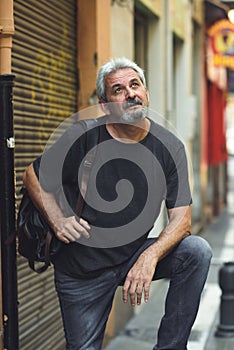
top-left (54, 235), bottom-right (212, 350)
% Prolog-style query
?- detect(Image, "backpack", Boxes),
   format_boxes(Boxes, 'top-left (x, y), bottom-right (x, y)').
top-left (17, 118), bottom-right (101, 273)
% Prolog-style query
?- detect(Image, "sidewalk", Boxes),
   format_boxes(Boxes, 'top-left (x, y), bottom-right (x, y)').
top-left (104, 159), bottom-right (234, 350)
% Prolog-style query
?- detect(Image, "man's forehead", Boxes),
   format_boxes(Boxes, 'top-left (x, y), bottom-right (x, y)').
top-left (105, 68), bottom-right (140, 86)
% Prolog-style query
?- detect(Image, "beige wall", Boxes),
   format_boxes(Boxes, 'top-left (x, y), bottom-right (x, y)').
top-left (77, 0), bottom-right (111, 110)
top-left (111, 2), bottom-right (134, 59)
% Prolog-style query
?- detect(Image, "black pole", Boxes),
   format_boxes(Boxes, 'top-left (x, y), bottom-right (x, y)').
top-left (215, 262), bottom-right (234, 338)
top-left (0, 74), bottom-right (18, 349)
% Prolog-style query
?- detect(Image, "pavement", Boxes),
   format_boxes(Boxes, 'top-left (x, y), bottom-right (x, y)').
top-left (104, 158), bottom-right (234, 350)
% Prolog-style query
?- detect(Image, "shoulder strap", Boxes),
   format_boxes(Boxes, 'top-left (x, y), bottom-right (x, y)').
top-left (29, 230), bottom-right (53, 273)
top-left (38, 119), bottom-right (101, 273)
top-left (76, 118), bottom-right (101, 217)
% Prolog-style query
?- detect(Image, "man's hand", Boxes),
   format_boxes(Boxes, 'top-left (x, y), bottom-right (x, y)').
top-left (53, 216), bottom-right (90, 244)
top-left (122, 250), bottom-right (157, 306)
top-left (122, 205), bottom-right (191, 307)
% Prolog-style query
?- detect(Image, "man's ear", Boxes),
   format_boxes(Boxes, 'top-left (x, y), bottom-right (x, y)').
top-left (99, 100), bottom-right (110, 114)
top-left (146, 89), bottom-right (150, 103)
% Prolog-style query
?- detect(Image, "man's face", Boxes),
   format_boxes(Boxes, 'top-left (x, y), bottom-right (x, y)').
top-left (102, 68), bottom-right (149, 123)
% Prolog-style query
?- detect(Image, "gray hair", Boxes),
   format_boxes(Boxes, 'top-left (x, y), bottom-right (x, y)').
top-left (96, 57), bottom-right (146, 101)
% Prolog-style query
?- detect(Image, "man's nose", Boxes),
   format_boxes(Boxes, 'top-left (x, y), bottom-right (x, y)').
top-left (125, 87), bottom-right (135, 99)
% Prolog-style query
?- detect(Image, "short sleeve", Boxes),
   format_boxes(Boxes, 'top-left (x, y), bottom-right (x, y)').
top-left (165, 145), bottom-right (192, 209)
top-left (33, 122), bottom-right (86, 193)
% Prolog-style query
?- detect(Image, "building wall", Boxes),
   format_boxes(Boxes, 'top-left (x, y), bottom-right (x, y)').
top-left (167, 0), bottom-right (206, 229)
top-left (147, 0), bottom-right (205, 231)
top-left (147, 16), bottom-right (165, 115)
top-left (0, 0), bottom-right (209, 349)
top-left (78, 0), bottom-right (111, 110)
top-left (111, 1), bottom-right (134, 59)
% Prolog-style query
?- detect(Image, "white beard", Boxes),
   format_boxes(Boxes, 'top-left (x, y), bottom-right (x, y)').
top-left (120, 106), bottom-right (147, 123)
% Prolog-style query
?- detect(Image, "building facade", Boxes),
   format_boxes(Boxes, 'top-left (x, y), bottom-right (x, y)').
top-left (0, 0), bottom-right (229, 349)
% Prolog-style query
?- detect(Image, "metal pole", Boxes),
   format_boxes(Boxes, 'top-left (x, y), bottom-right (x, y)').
top-left (215, 262), bottom-right (234, 338)
top-left (0, 74), bottom-right (18, 350)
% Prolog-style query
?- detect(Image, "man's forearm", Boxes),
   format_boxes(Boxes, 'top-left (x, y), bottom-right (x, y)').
top-left (143, 205), bottom-right (191, 263)
top-left (22, 163), bottom-right (65, 232)
top-left (22, 163), bottom-right (90, 243)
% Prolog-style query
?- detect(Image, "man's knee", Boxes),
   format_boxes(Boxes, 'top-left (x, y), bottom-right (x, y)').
top-left (182, 235), bottom-right (212, 267)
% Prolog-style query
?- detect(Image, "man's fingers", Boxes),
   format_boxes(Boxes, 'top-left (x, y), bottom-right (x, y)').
top-left (74, 217), bottom-right (90, 239)
top-left (144, 282), bottom-right (150, 303)
top-left (122, 280), bottom-right (130, 303)
top-left (135, 282), bottom-right (150, 305)
top-left (125, 279), bottom-right (143, 306)
top-left (122, 280), bottom-right (151, 306)
top-left (55, 216), bottom-right (90, 242)
top-left (74, 225), bottom-right (90, 239)
top-left (136, 284), bottom-right (144, 305)
top-left (79, 218), bottom-right (90, 230)
top-left (129, 282), bottom-right (138, 306)
top-left (56, 230), bottom-right (77, 244)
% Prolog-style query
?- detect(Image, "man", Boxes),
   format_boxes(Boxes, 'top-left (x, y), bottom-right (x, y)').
top-left (23, 57), bottom-right (212, 350)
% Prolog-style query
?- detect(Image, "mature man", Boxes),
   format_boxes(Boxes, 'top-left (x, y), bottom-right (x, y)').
top-left (23, 57), bottom-right (212, 350)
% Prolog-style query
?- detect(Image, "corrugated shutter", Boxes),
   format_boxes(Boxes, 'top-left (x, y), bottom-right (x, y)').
top-left (12, 0), bottom-right (78, 348)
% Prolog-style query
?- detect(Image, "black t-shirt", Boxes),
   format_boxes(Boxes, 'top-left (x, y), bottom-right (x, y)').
top-left (33, 117), bottom-right (192, 278)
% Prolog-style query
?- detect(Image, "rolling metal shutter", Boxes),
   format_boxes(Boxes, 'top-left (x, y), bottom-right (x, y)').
top-left (12, 0), bottom-right (78, 348)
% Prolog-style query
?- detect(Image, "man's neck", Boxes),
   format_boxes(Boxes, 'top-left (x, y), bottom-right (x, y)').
top-left (106, 118), bottom-right (150, 143)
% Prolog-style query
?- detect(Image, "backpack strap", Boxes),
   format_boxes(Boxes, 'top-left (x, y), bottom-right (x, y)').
top-left (76, 118), bottom-right (101, 217)
top-left (39, 118), bottom-right (101, 273)
top-left (29, 230), bottom-right (53, 273)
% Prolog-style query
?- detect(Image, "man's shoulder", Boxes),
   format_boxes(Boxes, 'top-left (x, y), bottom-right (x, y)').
top-left (149, 118), bottom-right (185, 150)
top-left (65, 115), bottom-right (107, 140)
top-left (77, 115), bottom-right (108, 130)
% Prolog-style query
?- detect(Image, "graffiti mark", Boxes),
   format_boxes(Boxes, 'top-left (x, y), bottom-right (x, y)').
top-left (31, 21), bottom-right (76, 150)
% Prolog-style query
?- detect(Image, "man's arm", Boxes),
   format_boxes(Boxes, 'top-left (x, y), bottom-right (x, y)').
top-left (23, 164), bottom-right (90, 243)
top-left (122, 205), bottom-right (191, 306)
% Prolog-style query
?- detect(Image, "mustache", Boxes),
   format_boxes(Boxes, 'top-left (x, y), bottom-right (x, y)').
top-left (123, 98), bottom-right (143, 110)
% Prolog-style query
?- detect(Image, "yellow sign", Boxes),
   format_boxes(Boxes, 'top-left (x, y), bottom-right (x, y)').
top-left (138, 0), bottom-right (161, 16)
top-left (208, 19), bottom-right (234, 69)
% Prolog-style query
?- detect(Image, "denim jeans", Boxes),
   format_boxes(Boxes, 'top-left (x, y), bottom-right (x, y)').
top-left (54, 235), bottom-right (212, 350)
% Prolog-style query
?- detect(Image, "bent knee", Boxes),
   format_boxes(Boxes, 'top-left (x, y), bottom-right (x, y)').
top-left (182, 235), bottom-right (213, 264)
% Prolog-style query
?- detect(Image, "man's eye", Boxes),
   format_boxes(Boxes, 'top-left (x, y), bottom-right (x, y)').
top-left (114, 88), bottom-right (122, 94)
top-left (131, 82), bottom-right (139, 88)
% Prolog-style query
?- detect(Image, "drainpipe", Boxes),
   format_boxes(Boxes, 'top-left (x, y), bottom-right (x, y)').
top-left (164, 0), bottom-right (173, 124)
top-left (0, 0), bottom-right (14, 74)
top-left (0, 1), bottom-right (18, 350)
